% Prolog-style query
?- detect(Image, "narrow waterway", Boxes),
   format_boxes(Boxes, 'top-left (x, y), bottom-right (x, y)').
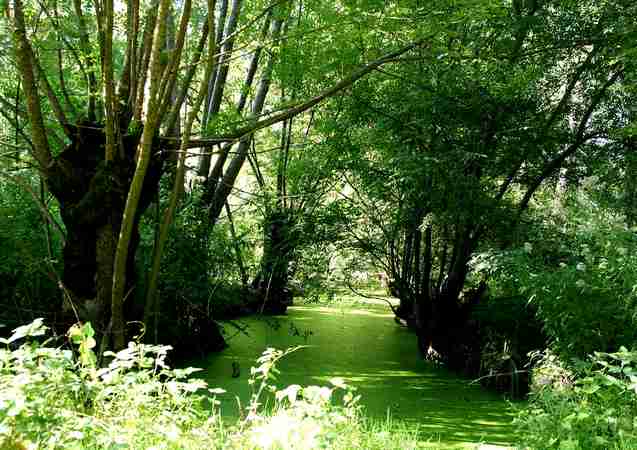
top-left (196, 300), bottom-right (519, 449)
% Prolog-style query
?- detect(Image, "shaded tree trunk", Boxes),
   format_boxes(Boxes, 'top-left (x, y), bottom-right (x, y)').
top-left (387, 211), bottom-right (483, 372)
top-left (198, 0), bottom-right (241, 177)
top-left (415, 225), bottom-right (432, 354)
top-left (47, 123), bottom-right (162, 342)
top-left (251, 209), bottom-right (295, 314)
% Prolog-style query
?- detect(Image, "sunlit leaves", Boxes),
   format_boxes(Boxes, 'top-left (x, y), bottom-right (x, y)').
top-left (0, 318), bottom-right (47, 345)
top-left (517, 347), bottom-right (637, 448)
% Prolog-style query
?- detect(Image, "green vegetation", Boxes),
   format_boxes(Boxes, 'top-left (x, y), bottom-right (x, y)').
top-left (516, 349), bottom-right (637, 449)
top-left (200, 301), bottom-right (518, 447)
top-left (1, 0), bottom-right (637, 447)
top-left (0, 319), bottom-right (443, 450)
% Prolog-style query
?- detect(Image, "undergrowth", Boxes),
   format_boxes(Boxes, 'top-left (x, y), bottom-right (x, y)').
top-left (516, 348), bottom-right (637, 449)
top-left (0, 319), bottom-right (425, 450)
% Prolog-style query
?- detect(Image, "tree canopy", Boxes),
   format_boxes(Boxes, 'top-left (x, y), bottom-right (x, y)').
top-left (1, 0), bottom-right (636, 413)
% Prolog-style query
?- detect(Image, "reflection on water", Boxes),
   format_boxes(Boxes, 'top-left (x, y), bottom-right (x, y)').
top-left (194, 303), bottom-right (519, 448)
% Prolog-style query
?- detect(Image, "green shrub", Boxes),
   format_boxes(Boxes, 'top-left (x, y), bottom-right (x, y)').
top-left (516, 348), bottom-right (637, 449)
top-left (0, 319), bottom-right (224, 449)
top-left (135, 187), bottom-right (258, 353)
top-left (529, 226), bottom-right (637, 358)
top-left (475, 196), bottom-right (637, 360)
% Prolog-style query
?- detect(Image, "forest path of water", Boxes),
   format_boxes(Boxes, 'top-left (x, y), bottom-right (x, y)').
top-left (196, 299), bottom-right (519, 449)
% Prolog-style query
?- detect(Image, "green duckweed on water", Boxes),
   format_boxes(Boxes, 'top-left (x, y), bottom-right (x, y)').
top-left (194, 297), bottom-right (521, 449)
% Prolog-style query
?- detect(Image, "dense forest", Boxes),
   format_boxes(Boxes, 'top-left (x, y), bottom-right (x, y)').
top-left (0, 0), bottom-right (636, 448)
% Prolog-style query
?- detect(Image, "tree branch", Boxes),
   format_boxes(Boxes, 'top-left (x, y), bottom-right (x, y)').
top-left (161, 38), bottom-right (431, 153)
top-left (11, 0), bottom-right (53, 173)
top-left (517, 66), bottom-right (624, 214)
top-left (73, 0), bottom-right (98, 120)
top-left (225, 38), bottom-right (429, 141)
top-left (164, 17), bottom-right (210, 133)
top-left (33, 56), bottom-right (72, 139)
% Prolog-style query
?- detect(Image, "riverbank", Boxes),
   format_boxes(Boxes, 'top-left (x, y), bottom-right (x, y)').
top-left (0, 315), bottom-right (518, 450)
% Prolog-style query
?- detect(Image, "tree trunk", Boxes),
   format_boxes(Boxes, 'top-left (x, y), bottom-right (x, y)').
top-left (205, 17), bottom-right (283, 225)
top-left (415, 225), bottom-right (433, 354)
top-left (110, 0), bottom-right (171, 350)
top-left (421, 224), bottom-right (479, 371)
top-left (47, 123), bottom-right (161, 345)
top-left (144, 2), bottom-right (220, 349)
top-left (198, 0), bottom-right (242, 177)
top-left (252, 209), bottom-right (294, 314)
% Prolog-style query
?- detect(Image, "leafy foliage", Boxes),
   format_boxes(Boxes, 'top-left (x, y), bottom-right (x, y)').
top-left (0, 319), bottom-right (222, 449)
top-left (517, 348), bottom-right (637, 449)
top-left (480, 193), bottom-right (637, 360)
top-left (0, 320), bottom-right (422, 450)
top-left (0, 178), bottom-right (61, 321)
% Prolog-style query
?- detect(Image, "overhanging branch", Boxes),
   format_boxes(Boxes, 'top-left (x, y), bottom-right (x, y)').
top-left (158, 38), bottom-right (428, 150)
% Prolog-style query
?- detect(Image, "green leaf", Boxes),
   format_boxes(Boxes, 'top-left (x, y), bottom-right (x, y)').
top-left (7, 318), bottom-right (47, 343)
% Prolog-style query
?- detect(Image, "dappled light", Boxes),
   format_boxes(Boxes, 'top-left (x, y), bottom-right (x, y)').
top-left (198, 303), bottom-right (518, 447)
top-left (1, 0), bottom-right (636, 447)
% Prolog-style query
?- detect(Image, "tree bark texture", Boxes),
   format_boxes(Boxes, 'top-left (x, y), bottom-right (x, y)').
top-left (46, 124), bottom-right (162, 340)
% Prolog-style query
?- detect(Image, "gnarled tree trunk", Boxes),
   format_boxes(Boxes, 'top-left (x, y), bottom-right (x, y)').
top-left (46, 123), bottom-right (162, 342)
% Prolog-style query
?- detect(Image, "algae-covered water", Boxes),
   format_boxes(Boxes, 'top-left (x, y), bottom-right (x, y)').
top-left (195, 299), bottom-right (519, 449)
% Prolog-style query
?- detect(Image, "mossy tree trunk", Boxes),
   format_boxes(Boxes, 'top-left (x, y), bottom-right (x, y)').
top-left (46, 124), bottom-right (162, 342)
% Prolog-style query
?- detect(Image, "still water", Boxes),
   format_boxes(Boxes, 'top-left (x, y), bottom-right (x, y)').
top-left (195, 301), bottom-right (519, 449)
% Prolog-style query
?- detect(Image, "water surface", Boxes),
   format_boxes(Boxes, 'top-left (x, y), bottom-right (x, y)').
top-left (196, 300), bottom-right (519, 449)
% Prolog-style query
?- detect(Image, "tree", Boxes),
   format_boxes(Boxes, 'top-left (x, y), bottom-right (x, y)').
top-left (331, 0), bottom-right (636, 367)
top-left (247, 108), bottom-right (343, 313)
top-left (2, 0), bottom-right (428, 348)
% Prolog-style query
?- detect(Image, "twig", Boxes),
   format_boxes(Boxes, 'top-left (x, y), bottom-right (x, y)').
top-left (469, 369), bottom-right (529, 385)
top-left (345, 278), bottom-right (401, 317)
top-left (0, 172), bottom-right (66, 246)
